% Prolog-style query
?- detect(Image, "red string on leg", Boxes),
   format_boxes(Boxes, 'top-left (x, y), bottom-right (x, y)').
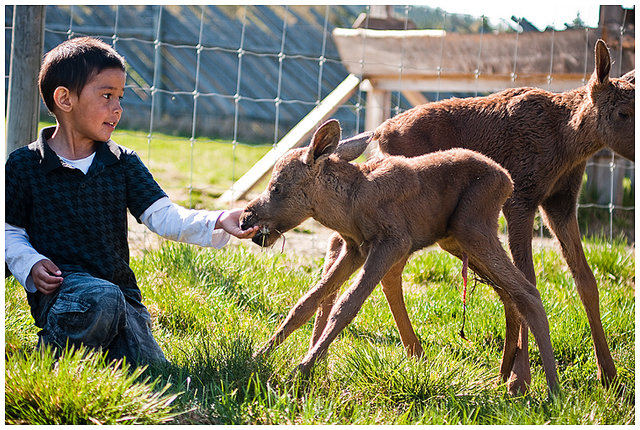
top-left (462, 254), bottom-right (468, 294)
top-left (459, 254), bottom-right (470, 341)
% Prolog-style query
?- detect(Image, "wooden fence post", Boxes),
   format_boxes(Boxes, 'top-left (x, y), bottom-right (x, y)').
top-left (6, 5), bottom-right (46, 157)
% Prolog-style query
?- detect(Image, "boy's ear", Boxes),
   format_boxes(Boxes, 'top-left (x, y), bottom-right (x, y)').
top-left (52, 86), bottom-right (74, 113)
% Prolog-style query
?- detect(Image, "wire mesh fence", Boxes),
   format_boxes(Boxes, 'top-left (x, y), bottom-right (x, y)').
top-left (4, 5), bottom-right (635, 256)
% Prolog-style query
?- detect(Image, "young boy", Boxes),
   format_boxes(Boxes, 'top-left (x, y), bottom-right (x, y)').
top-left (5, 36), bottom-right (259, 366)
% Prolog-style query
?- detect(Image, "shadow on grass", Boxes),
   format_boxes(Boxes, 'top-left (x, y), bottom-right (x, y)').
top-left (143, 332), bottom-right (286, 424)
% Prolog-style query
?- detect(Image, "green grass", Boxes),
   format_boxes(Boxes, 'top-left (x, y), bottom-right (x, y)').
top-left (5, 238), bottom-right (635, 424)
top-left (5, 345), bottom-right (179, 425)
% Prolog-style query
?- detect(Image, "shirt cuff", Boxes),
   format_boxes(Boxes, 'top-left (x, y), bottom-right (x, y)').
top-left (5, 223), bottom-right (48, 293)
top-left (140, 197), bottom-right (230, 248)
top-left (209, 210), bottom-right (230, 249)
top-left (7, 252), bottom-right (46, 293)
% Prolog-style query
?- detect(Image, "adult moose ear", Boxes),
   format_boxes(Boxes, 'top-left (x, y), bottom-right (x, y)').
top-left (591, 39), bottom-right (611, 92)
top-left (305, 119), bottom-right (341, 164)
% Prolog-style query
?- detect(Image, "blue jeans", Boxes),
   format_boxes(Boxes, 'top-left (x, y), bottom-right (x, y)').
top-left (27, 271), bottom-right (166, 367)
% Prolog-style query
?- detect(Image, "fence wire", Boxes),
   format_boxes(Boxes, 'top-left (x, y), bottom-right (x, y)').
top-left (4, 5), bottom-right (635, 256)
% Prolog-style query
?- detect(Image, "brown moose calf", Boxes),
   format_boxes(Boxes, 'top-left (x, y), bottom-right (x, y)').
top-left (240, 119), bottom-right (559, 394)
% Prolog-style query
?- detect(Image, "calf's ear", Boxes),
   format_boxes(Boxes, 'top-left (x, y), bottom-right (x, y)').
top-left (621, 69), bottom-right (635, 85)
top-left (335, 131), bottom-right (373, 162)
top-left (306, 119), bottom-right (341, 164)
top-left (591, 39), bottom-right (611, 91)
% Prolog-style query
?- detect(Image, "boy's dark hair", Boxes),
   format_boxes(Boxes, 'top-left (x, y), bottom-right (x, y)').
top-left (38, 36), bottom-right (126, 113)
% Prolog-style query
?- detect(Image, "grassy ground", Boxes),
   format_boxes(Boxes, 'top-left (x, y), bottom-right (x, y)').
top-left (5, 124), bottom-right (635, 424)
top-left (5, 238), bottom-right (635, 424)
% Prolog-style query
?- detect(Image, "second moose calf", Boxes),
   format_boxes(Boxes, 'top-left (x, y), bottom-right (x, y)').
top-left (240, 119), bottom-right (559, 394)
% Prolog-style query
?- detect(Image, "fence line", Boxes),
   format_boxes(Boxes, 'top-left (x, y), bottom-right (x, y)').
top-left (4, 5), bottom-right (634, 255)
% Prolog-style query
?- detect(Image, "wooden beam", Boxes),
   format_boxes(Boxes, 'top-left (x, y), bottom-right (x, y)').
top-left (218, 73), bottom-right (361, 204)
top-left (370, 75), bottom-right (587, 94)
top-left (333, 27), bottom-right (606, 79)
top-left (364, 87), bottom-right (391, 133)
top-left (401, 90), bottom-right (429, 107)
top-left (361, 81), bottom-right (390, 157)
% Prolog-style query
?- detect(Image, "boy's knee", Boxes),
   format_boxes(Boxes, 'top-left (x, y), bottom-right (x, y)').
top-left (44, 281), bottom-right (126, 349)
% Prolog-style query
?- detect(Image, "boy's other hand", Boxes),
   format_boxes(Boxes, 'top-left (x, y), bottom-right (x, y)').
top-left (216, 209), bottom-right (260, 239)
top-left (31, 259), bottom-right (63, 294)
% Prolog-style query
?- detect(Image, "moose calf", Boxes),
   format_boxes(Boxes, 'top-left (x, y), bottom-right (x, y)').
top-left (240, 119), bottom-right (559, 394)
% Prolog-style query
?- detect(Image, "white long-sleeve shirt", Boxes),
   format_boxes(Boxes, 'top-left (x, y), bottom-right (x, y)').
top-left (5, 197), bottom-right (230, 293)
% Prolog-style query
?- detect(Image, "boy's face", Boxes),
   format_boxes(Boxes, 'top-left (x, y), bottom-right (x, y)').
top-left (65, 67), bottom-right (126, 144)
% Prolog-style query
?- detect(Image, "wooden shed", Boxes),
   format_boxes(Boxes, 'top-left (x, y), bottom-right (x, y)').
top-left (332, 25), bottom-right (634, 132)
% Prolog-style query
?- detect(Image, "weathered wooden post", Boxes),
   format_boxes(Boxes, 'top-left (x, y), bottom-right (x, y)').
top-left (6, 5), bottom-right (46, 157)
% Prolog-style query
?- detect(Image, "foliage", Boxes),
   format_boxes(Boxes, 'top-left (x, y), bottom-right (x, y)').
top-left (396, 5), bottom-right (498, 33)
top-left (5, 238), bottom-right (635, 424)
top-left (5, 345), bottom-right (179, 425)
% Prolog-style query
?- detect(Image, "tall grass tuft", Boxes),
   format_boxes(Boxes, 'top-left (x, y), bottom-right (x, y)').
top-left (333, 342), bottom-right (495, 404)
top-left (5, 345), bottom-right (179, 425)
top-left (583, 235), bottom-right (635, 284)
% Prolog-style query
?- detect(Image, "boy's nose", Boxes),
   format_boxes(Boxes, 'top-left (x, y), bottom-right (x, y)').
top-left (113, 100), bottom-right (123, 115)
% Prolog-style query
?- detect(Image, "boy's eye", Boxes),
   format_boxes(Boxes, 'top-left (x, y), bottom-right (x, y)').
top-left (103, 93), bottom-right (124, 101)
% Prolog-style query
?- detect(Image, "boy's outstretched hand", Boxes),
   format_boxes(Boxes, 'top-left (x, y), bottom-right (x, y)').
top-left (31, 259), bottom-right (63, 295)
top-left (216, 208), bottom-right (260, 239)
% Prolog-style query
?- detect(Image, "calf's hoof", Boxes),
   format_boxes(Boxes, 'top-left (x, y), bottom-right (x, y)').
top-left (406, 343), bottom-right (424, 358)
top-left (297, 359), bottom-right (313, 377)
top-left (507, 375), bottom-right (530, 396)
top-left (285, 361), bottom-right (314, 387)
top-left (598, 366), bottom-right (618, 389)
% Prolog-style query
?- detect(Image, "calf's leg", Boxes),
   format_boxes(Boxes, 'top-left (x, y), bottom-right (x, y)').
top-left (541, 190), bottom-right (616, 386)
top-left (461, 231), bottom-right (559, 394)
top-left (380, 255), bottom-right (424, 357)
top-left (298, 242), bottom-right (409, 374)
top-left (316, 235), bottom-right (423, 358)
top-left (310, 233), bottom-right (343, 348)
top-left (256, 243), bottom-right (365, 356)
top-left (438, 238), bottom-right (522, 387)
top-left (503, 204), bottom-right (538, 394)
top-left (311, 291), bottom-right (339, 349)
top-left (498, 297), bottom-right (525, 385)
